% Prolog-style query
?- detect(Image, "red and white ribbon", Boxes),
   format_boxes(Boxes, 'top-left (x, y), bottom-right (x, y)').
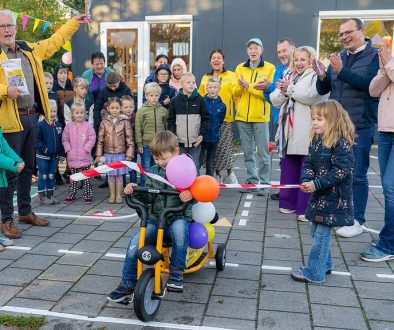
top-left (70, 161), bottom-right (301, 190)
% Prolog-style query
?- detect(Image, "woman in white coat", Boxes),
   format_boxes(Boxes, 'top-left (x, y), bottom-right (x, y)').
top-left (270, 46), bottom-right (329, 221)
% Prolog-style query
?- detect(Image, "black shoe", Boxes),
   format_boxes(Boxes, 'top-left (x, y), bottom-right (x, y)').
top-left (107, 285), bottom-right (134, 303)
top-left (270, 193), bottom-right (280, 200)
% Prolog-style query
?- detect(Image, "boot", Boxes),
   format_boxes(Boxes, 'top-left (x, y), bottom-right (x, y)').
top-left (115, 183), bottom-right (123, 204)
top-left (38, 191), bottom-right (46, 203)
top-left (108, 182), bottom-right (116, 204)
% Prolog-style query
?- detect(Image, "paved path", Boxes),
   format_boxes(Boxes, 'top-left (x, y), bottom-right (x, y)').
top-left (0, 149), bottom-right (393, 330)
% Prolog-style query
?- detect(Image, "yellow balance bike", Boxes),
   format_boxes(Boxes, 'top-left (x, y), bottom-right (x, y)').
top-left (124, 186), bottom-right (226, 322)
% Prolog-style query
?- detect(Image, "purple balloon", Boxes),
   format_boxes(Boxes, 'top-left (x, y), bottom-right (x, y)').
top-left (188, 222), bottom-right (208, 249)
top-left (166, 155), bottom-right (197, 189)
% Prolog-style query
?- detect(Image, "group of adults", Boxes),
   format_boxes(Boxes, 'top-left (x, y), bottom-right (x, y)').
top-left (0, 9), bottom-right (393, 261)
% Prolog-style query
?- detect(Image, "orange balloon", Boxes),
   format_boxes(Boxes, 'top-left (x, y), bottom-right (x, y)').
top-left (190, 175), bottom-right (220, 202)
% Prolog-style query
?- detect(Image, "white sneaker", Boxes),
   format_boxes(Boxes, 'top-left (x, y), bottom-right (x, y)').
top-left (279, 208), bottom-right (295, 214)
top-left (336, 221), bottom-right (363, 238)
top-left (296, 215), bottom-right (308, 222)
top-left (228, 172), bottom-right (238, 184)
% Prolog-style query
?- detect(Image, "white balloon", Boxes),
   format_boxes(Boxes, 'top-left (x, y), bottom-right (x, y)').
top-left (192, 202), bottom-right (216, 224)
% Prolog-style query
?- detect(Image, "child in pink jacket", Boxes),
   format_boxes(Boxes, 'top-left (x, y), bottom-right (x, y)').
top-left (62, 101), bottom-right (96, 204)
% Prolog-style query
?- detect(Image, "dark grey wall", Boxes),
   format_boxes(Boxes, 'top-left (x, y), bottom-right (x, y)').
top-left (72, 0), bottom-right (394, 84)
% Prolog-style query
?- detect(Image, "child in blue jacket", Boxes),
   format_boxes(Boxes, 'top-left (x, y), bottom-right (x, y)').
top-left (199, 76), bottom-right (226, 177)
top-left (36, 99), bottom-right (65, 205)
top-left (0, 127), bottom-right (24, 250)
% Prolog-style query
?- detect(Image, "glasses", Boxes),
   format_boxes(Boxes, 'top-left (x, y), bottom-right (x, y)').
top-left (158, 72), bottom-right (169, 76)
top-left (338, 28), bottom-right (360, 38)
top-left (0, 24), bottom-right (16, 31)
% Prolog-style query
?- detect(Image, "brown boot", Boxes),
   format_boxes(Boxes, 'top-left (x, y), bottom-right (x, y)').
top-left (18, 213), bottom-right (49, 226)
top-left (108, 182), bottom-right (116, 204)
top-left (1, 221), bottom-right (21, 239)
top-left (115, 183), bottom-right (123, 204)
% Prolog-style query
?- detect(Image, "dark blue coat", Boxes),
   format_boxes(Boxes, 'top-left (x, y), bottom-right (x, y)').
top-left (302, 136), bottom-right (354, 227)
top-left (36, 120), bottom-right (64, 160)
top-left (203, 95), bottom-right (226, 143)
top-left (316, 40), bottom-right (379, 130)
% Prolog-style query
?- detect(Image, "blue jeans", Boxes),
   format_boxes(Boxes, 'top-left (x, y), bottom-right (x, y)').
top-left (236, 121), bottom-right (270, 184)
top-left (121, 218), bottom-right (189, 288)
top-left (352, 126), bottom-right (375, 225)
top-left (301, 222), bottom-right (333, 283)
top-left (140, 145), bottom-right (154, 186)
top-left (37, 158), bottom-right (58, 193)
top-left (376, 132), bottom-right (394, 254)
top-left (199, 142), bottom-right (218, 176)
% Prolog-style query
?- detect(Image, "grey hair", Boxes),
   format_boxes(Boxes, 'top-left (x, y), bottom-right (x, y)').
top-left (0, 10), bottom-right (16, 24)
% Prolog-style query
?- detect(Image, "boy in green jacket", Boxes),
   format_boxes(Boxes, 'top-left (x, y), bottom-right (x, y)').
top-left (0, 128), bottom-right (25, 251)
top-left (135, 82), bottom-right (168, 185)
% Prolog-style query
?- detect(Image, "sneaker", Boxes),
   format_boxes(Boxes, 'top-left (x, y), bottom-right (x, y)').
top-left (107, 284), bottom-right (134, 303)
top-left (371, 238), bottom-right (378, 247)
top-left (257, 188), bottom-right (269, 196)
top-left (296, 215), bottom-right (308, 222)
top-left (64, 197), bottom-right (76, 204)
top-left (279, 208), bottom-right (295, 214)
top-left (290, 270), bottom-right (309, 283)
top-left (228, 172), bottom-right (238, 184)
top-left (336, 221), bottom-right (363, 238)
top-left (0, 236), bottom-right (14, 247)
top-left (360, 247), bottom-right (394, 262)
top-left (84, 198), bottom-right (93, 204)
top-left (270, 193), bottom-right (280, 200)
top-left (167, 279), bottom-right (184, 292)
top-left (43, 197), bottom-right (60, 206)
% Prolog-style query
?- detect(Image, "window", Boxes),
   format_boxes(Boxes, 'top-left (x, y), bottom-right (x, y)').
top-left (318, 10), bottom-right (394, 64)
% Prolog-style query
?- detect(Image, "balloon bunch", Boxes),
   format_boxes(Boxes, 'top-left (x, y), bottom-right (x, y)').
top-left (166, 155), bottom-right (219, 249)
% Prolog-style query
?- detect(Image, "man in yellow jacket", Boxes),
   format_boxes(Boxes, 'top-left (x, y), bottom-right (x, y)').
top-left (0, 9), bottom-right (89, 239)
top-left (233, 38), bottom-right (275, 195)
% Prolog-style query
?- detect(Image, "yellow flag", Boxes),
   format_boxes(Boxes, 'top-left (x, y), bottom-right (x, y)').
top-left (33, 18), bottom-right (40, 32)
top-left (62, 40), bottom-right (72, 52)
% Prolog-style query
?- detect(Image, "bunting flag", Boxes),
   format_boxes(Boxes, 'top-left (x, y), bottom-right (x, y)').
top-left (21, 15), bottom-right (29, 30)
top-left (7, 9), bottom-right (53, 34)
top-left (33, 18), bottom-right (40, 32)
top-left (42, 21), bottom-right (50, 33)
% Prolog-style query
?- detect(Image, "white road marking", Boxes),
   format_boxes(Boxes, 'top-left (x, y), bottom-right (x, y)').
top-left (105, 253), bottom-right (126, 259)
top-left (29, 212), bottom-right (138, 220)
top-left (273, 234), bottom-right (291, 239)
top-left (370, 155), bottom-right (378, 159)
top-left (244, 202), bottom-right (251, 208)
top-left (376, 273), bottom-right (394, 279)
top-left (262, 265), bottom-right (292, 271)
top-left (5, 246), bottom-right (31, 251)
top-left (241, 210), bottom-right (249, 217)
top-left (331, 271), bottom-right (351, 276)
top-left (369, 185), bottom-right (382, 189)
top-left (0, 306), bottom-right (231, 330)
top-left (209, 261), bottom-right (238, 267)
top-left (239, 219), bottom-right (247, 226)
top-left (58, 250), bottom-right (83, 255)
top-left (246, 194), bottom-right (253, 200)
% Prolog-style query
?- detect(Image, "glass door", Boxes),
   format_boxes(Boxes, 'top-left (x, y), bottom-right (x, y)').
top-left (100, 22), bottom-right (149, 108)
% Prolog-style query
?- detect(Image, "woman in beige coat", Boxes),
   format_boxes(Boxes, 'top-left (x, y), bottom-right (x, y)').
top-left (270, 46), bottom-right (328, 221)
top-left (360, 45), bottom-right (394, 262)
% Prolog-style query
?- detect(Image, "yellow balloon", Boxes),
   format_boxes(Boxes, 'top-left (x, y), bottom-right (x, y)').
top-left (204, 223), bottom-right (215, 242)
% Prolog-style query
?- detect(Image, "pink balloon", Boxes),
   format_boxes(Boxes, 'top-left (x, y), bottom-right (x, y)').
top-left (166, 155), bottom-right (196, 189)
top-left (62, 52), bottom-right (72, 65)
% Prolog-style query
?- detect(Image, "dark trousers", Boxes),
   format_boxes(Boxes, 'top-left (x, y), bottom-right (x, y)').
top-left (0, 114), bottom-right (37, 222)
top-left (199, 142), bottom-right (218, 177)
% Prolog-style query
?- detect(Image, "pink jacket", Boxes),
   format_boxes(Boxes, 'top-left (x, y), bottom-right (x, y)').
top-left (62, 122), bottom-right (96, 168)
top-left (369, 58), bottom-right (394, 132)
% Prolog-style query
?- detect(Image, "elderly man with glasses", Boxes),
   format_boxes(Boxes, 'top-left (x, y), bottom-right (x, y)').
top-left (0, 9), bottom-right (89, 239)
top-left (312, 18), bottom-right (379, 238)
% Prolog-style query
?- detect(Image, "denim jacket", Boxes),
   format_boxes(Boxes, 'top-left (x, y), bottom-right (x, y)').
top-left (302, 135), bottom-right (354, 227)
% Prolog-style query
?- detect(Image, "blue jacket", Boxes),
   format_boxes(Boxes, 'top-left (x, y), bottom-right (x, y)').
top-left (316, 40), bottom-right (379, 130)
top-left (264, 64), bottom-right (287, 124)
top-left (158, 83), bottom-right (177, 109)
top-left (302, 135), bottom-right (354, 227)
top-left (36, 120), bottom-right (65, 160)
top-left (203, 95), bottom-right (226, 143)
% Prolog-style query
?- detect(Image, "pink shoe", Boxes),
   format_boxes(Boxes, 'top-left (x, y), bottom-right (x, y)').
top-left (64, 197), bottom-right (76, 204)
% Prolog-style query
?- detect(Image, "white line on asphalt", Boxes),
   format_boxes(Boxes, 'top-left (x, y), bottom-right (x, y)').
top-left (331, 271), bottom-right (351, 276)
top-left (273, 234), bottom-right (291, 238)
top-left (244, 201), bottom-right (251, 208)
top-left (262, 265), bottom-right (292, 271)
top-left (369, 185), bottom-right (382, 188)
top-left (0, 306), bottom-right (231, 330)
top-left (239, 219), bottom-right (247, 226)
top-left (105, 253), bottom-right (126, 258)
top-left (58, 250), bottom-right (83, 255)
top-left (370, 155), bottom-right (378, 159)
top-left (246, 194), bottom-right (253, 200)
top-left (209, 261), bottom-right (238, 267)
top-left (5, 246), bottom-right (31, 251)
top-left (26, 212), bottom-right (138, 220)
top-left (233, 152), bottom-right (244, 156)
top-left (241, 210), bottom-right (249, 217)
top-left (367, 172), bottom-right (376, 175)
top-left (376, 273), bottom-right (394, 279)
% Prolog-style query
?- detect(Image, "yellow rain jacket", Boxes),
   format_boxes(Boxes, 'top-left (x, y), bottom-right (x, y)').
top-left (0, 18), bottom-right (80, 133)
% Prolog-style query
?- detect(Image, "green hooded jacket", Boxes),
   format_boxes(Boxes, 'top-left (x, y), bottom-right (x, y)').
top-left (0, 128), bottom-right (23, 188)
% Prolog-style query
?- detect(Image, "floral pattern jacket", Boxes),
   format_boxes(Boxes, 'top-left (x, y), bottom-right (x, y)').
top-left (302, 135), bottom-right (354, 227)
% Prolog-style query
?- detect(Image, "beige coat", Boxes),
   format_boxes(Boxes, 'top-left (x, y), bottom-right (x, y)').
top-left (270, 68), bottom-right (328, 155)
top-left (96, 116), bottom-right (134, 158)
top-left (369, 58), bottom-right (394, 132)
